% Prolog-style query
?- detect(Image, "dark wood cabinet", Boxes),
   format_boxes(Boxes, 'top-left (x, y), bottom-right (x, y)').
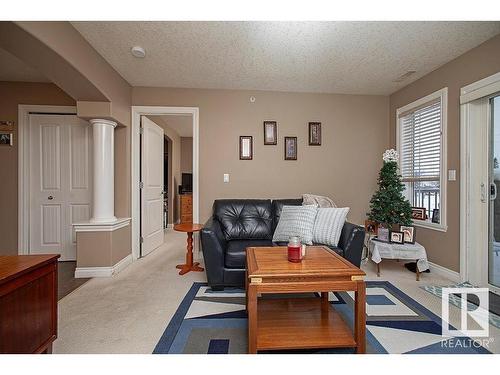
top-left (0, 255), bottom-right (59, 354)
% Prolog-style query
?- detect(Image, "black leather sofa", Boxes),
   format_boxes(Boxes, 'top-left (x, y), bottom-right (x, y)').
top-left (200, 199), bottom-right (365, 290)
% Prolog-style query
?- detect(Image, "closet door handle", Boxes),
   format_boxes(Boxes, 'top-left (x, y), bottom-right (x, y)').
top-left (491, 183), bottom-right (497, 201)
top-left (48, 195), bottom-right (54, 200)
top-left (480, 183), bottom-right (486, 203)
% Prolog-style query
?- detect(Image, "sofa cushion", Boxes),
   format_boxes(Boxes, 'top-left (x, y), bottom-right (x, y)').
top-left (213, 199), bottom-right (273, 240)
top-left (272, 205), bottom-right (318, 245)
top-left (272, 198), bottom-right (302, 231)
top-left (225, 239), bottom-right (274, 268)
top-left (312, 207), bottom-right (350, 247)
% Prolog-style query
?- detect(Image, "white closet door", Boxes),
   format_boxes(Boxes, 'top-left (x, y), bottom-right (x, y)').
top-left (29, 114), bottom-right (92, 261)
top-left (140, 117), bottom-right (165, 256)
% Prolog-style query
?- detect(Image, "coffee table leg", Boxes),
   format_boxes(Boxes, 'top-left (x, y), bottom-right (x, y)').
top-left (321, 292), bottom-right (329, 310)
top-left (247, 283), bottom-right (257, 354)
top-left (355, 281), bottom-right (366, 354)
top-left (176, 232), bottom-right (204, 275)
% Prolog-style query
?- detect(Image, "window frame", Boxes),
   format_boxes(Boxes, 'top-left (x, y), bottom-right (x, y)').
top-left (396, 87), bottom-right (448, 232)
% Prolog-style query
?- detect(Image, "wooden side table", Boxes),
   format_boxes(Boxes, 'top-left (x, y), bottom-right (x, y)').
top-left (173, 223), bottom-right (204, 275)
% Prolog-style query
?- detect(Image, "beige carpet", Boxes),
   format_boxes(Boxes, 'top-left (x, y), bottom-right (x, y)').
top-left (54, 230), bottom-right (500, 353)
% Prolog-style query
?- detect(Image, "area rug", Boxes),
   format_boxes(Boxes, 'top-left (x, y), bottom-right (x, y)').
top-left (153, 281), bottom-right (490, 354)
top-left (421, 282), bottom-right (500, 329)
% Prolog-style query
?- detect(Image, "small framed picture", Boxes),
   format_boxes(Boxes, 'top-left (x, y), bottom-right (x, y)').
top-left (309, 122), bottom-right (321, 146)
top-left (431, 209), bottom-right (440, 224)
top-left (411, 207), bottom-right (427, 221)
top-left (364, 219), bottom-right (379, 235)
top-left (0, 121), bottom-right (15, 132)
top-left (263, 121), bottom-right (277, 145)
top-left (377, 227), bottom-right (390, 242)
top-left (0, 132), bottom-right (13, 146)
top-left (284, 136), bottom-right (297, 160)
top-left (400, 225), bottom-right (416, 244)
top-left (390, 231), bottom-right (404, 244)
top-left (239, 136), bottom-right (253, 160)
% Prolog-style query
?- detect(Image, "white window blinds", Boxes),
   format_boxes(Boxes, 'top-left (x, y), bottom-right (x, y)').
top-left (399, 99), bottom-right (442, 183)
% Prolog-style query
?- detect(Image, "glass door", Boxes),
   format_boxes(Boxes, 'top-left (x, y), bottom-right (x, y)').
top-left (489, 95), bottom-right (500, 289)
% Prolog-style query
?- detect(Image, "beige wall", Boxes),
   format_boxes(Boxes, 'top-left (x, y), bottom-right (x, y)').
top-left (181, 137), bottom-right (193, 173)
top-left (0, 81), bottom-right (75, 255)
top-left (389, 34), bottom-right (500, 272)
top-left (134, 87), bottom-right (390, 225)
top-left (147, 116), bottom-right (182, 224)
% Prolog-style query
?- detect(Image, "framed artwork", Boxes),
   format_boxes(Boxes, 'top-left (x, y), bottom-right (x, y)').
top-left (400, 225), bottom-right (416, 244)
top-left (239, 136), bottom-right (253, 160)
top-left (263, 121), bottom-right (277, 145)
top-left (0, 121), bottom-right (15, 132)
top-left (411, 207), bottom-right (427, 221)
top-left (390, 231), bottom-right (404, 244)
top-left (308, 122), bottom-right (321, 146)
top-left (431, 209), bottom-right (440, 224)
top-left (364, 219), bottom-right (379, 235)
top-left (377, 227), bottom-right (390, 242)
top-left (0, 133), bottom-right (13, 146)
top-left (284, 136), bottom-right (297, 160)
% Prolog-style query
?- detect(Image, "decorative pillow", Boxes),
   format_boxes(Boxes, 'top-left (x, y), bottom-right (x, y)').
top-left (313, 207), bottom-right (350, 247)
top-left (302, 193), bottom-right (337, 208)
top-left (272, 205), bottom-right (318, 245)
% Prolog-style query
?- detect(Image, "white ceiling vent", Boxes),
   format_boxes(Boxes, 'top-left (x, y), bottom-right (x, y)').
top-left (393, 70), bottom-right (417, 83)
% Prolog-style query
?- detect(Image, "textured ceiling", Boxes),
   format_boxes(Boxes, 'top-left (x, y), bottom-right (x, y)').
top-left (0, 47), bottom-right (49, 82)
top-left (72, 21), bottom-right (500, 95)
top-left (148, 114), bottom-right (193, 137)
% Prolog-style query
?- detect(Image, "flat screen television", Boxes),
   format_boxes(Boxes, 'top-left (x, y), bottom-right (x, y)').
top-left (181, 173), bottom-right (192, 193)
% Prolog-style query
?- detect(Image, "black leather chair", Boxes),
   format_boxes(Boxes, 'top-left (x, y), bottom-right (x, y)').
top-left (200, 198), bottom-right (365, 290)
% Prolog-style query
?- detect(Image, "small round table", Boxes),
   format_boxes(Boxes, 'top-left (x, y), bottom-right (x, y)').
top-left (173, 223), bottom-right (204, 275)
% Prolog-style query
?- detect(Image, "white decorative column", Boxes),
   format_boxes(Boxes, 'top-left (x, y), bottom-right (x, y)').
top-left (89, 119), bottom-right (117, 223)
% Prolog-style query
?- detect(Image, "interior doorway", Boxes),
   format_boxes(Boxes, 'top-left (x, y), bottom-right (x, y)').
top-left (132, 106), bottom-right (199, 260)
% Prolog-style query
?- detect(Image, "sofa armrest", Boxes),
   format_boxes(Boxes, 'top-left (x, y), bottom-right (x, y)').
top-left (338, 222), bottom-right (365, 267)
top-left (200, 217), bottom-right (227, 287)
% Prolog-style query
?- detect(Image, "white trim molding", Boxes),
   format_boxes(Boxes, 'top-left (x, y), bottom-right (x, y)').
top-left (75, 254), bottom-right (133, 278)
top-left (131, 106), bottom-right (200, 260)
top-left (73, 217), bottom-right (131, 232)
top-left (460, 71), bottom-right (500, 104)
top-left (395, 87), bottom-right (448, 232)
top-left (428, 261), bottom-right (460, 283)
top-left (17, 105), bottom-right (77, 255)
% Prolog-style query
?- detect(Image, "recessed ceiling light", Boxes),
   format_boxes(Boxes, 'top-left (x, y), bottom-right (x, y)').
top-left (131, 46), bottom-right (146, 58)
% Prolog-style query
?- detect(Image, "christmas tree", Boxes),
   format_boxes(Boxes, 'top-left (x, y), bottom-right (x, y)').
top-left (368, 149), bottom-right (412, 227)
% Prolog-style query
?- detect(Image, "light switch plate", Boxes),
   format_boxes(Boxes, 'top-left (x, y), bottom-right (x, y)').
top-left (448, 169), bottom-right (456, 181)
top-left (223, 173), bottom-right (230, 183)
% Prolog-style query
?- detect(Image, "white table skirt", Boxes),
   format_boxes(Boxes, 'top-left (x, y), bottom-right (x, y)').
top-left (369, 240), bottom-right (429, 272)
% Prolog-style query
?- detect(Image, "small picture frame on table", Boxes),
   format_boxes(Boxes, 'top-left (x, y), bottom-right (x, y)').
top-left (308, 122), bottom-right (321, 146)
top-left (376, 227), bottom-right (390, 242)
top-left (411, 207), bottom-right (426, 221)
top-left (431, 209), bottom-right (440, 224)
top-left (263, 121), bottom-right (277, 145)
top-left (400, 225), bottom-right (416, 244)
top-left (239, 136), bottom-right (253, 160)
top-left (284, 136), bottom-right (297, 160)
top-left (390, 231), bottom-right (404, 244)
top-left (364, 219), bottom-right (379, 235)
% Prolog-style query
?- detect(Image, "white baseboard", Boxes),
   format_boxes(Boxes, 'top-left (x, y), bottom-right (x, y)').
top-left (428, 261), bottom-right (460, 283)
top-left (75, 254), bottom-right (133, 278)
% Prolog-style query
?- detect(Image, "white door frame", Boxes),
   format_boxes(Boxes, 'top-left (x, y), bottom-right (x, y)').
top-left (460, 71), bottom-right (500, 290)
top-left (131, 106), bottom-right (200, 260)
top-left (17, 104), bottom-right (77, 255)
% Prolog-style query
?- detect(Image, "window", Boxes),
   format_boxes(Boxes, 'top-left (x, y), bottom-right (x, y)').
top-left (397, 88), bottom-right (447, 231)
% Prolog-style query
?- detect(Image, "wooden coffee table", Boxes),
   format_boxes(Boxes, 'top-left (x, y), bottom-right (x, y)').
top-left (173, 223), bottom-right (204, 275)
top-left (246, 246), bottom-right (366, 354)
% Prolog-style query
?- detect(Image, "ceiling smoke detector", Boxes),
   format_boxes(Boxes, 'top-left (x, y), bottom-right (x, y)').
top-left (131, 46), bottom-right (146, 58)
top-left (393, 70), bottom-right (416, 83)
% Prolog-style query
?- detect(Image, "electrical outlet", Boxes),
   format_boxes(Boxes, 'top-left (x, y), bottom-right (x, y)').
top-left (448, 170), bottom-right (456, 181)
top-left (223, 173), bottom-right (230, 183)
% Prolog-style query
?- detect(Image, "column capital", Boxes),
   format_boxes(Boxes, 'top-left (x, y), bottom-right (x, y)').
top-left (89, 118), bottom-right (118, 128)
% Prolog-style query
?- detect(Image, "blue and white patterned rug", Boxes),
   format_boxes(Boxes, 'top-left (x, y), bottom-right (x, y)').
top-left (153, 281), bottom-right (490, 354)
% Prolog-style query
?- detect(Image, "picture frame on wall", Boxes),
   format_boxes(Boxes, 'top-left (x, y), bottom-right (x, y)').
top-left (284, 136), bottom-right (297, 160)
top-left (263, 121), bottom-right (277, 145)
top-left (0, 121), bottom-right (15, 132)
top-left (411, 207), bottom-right (427, 221)
top-left (308, 122), bottom-right (321, 146)
top-left (239, 136), bottom-right (253, 160)
top-left (0, 133), bottom-right (13, 146)
top-left (400, 225), bottom-right (416, 244)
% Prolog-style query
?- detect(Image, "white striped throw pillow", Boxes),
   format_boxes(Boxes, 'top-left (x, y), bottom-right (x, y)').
top-left (312, 207), bottom-right (350, 247)
top-left (272, 205), bottom-right (318, 245)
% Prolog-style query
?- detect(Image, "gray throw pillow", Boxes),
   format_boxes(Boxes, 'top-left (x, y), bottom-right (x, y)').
top-left (313, 207), bottom-right (350, 247)
top-left (272, 205), bottom-right (318, 245)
